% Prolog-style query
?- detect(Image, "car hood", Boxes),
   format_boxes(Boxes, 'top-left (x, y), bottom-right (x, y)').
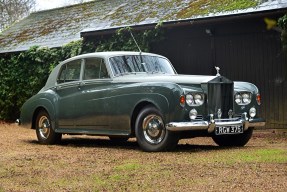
top-left (112, 74), bottom-right (259, 93)
top-left (113, 74), bottom-right (217, 84)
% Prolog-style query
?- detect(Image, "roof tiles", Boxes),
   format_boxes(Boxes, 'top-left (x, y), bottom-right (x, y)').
top-left (0, 0), bottom-right (287, 53)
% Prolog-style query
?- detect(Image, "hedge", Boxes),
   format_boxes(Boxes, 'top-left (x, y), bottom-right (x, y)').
top-left (0, 26), bottom-right (164, 120)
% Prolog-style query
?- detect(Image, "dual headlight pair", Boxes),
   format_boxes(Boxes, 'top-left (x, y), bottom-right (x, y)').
top-left (183, 92), bottom-right (254, 106)
top-left (235, 92), bottom-right (252, 105)
top-left (185, 93), bottom-right (204, 106)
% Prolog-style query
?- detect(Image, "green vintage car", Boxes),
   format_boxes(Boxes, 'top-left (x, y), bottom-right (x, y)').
top-left (20, 51), bottom-right (265, 151)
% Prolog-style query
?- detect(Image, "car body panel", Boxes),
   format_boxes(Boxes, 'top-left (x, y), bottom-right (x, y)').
top-left (20, 51), bottom-right (265, 141)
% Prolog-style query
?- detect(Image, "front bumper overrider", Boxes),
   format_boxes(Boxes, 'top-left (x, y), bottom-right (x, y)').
top-left (166, 117), bottom-right (265, 133)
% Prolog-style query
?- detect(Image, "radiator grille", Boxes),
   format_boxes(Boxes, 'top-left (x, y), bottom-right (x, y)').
top-left (207, 77), bottom-right (234, 118)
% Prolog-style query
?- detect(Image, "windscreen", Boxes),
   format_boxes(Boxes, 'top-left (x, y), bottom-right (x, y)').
top-left (109, 55), bottom-right (176, 76)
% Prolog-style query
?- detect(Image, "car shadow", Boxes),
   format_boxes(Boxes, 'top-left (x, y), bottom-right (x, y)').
top-left (25, 137), bottom-right (234, 152)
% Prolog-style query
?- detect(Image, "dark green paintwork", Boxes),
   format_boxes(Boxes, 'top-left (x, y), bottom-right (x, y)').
top-left (20, 52), bottom-right (262, 137)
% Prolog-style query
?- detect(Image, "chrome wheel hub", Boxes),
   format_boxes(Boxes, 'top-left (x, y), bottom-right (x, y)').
top-left (38, 116), bottom-right (51, 139)
top-left (142, 114), bottom-right (166, 144)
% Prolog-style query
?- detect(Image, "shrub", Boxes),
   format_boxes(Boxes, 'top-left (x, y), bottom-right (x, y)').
top-left (0, 26), bottom-right (164, 120)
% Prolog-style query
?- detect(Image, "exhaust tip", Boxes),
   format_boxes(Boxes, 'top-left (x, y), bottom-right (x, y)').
top-left (15, 119), bottom-right (21, 125)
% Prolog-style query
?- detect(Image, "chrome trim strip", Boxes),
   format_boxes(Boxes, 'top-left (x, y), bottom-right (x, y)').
top-left (166, 121), bottom-right (209, 131)
top-left (166, 118), bottom-right (265, 132)
top-left (214, 119), bottom-right (243, 127)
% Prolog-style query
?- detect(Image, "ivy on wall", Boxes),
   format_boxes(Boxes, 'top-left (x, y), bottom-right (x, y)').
top-left (278, 14), bottom-right (287, 52)
top-left (95, 23), bottom-right (164, 52)
top-left (0, 26), bottom-right (164, 120)
top-left (0, 41), bottom-right (86, 120)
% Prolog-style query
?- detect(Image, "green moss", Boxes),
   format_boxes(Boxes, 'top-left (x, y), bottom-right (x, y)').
top-left (92, 176), bottom-right (106, 186)
top-left (186, 148), bottom-right (287, 164)
top-left (114, 162), bottom-right (141, 171)
top-left (176, 0), bottom-right (259, 19)
top-left (106, 0), bottom-right (260, 26)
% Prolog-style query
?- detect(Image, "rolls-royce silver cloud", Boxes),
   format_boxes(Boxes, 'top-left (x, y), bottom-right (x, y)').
top-left (20, 51), bottom-right (265, 151)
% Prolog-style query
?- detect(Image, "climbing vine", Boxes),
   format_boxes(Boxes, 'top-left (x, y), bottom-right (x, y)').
top-left (0, 25), bottom-right (164, 120)
top-left (95, 23), bottom-right (164, 52)
top-left (0, 41), bottom-right (86, 120)
top-left (278, 14), bottom-right (287, 52)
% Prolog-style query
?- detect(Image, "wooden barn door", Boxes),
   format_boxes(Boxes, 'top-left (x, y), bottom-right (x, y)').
top-left (215, 31), bottom-right (287, 129)
top-left (153, 18), bottom-right (287, 128)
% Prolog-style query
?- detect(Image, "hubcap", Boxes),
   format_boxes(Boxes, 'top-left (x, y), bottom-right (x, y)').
top-left (38, 116), bottom-right (51, 139)
top-left (142, 114), bottom-right (166, 144)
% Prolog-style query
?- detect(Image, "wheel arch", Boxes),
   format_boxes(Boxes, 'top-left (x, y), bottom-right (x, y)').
top-left (31, 99), bottom-right (56, 130)
top-left (129, 83), bottom-right (184, 136)
top-left (32, 107), bottom-right (48, 129)
top-left (130, 101), bottom-right (157, 137)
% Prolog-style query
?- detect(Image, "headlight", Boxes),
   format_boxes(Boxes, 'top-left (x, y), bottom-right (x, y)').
top-left (186, 93), bottom-right (204, 106)
top-left (235, 92), bottom-right (252, 105)
top-left (186, 94), bottom-right (194, 106)
top-left (242, 93), bottom-right (251, 104)
top-left (194, 94), bottom-right (204, 105)
top-left (235, 94), bottom-right (242, 104)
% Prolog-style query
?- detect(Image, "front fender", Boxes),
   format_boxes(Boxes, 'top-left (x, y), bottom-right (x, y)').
top-left (234, 81), bottom-right (259, 94)
top-left (131, 82), bottom-right (185, 123)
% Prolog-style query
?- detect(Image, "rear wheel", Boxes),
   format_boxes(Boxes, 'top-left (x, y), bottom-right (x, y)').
top-left (135, 106), bottom-right (179, 152)
top-left (35, 110), bottom-right (62, 144)
top-left (212, 128), bottom-right (253, 147)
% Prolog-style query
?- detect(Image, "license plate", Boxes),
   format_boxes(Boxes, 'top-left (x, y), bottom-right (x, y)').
top-left (215, 126), bottom-right (243, 135)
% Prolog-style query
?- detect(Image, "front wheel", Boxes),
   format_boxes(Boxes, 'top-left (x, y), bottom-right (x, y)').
top-left (135, 106), bottom-right (179, 152)
top-left (35, 110), bottom-right (62, 144)
top-left (212, 128), bottom-right (253, 147)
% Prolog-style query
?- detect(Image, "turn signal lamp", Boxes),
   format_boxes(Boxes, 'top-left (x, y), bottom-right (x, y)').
top-left (256, 94), bottom-right (261, 105)
top-left (180, 95), bottom-right (185, 107)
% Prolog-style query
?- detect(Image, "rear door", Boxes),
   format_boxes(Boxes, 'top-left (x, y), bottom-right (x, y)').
top-left (55, 59), bottom-right (83, 128)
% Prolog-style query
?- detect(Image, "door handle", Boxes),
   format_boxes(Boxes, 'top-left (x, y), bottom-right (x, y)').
top-left (77, 82), bottom-right (84, 90)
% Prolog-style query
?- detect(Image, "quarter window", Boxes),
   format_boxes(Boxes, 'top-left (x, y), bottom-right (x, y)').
top-left (57, 60), bottom-right (81, 84)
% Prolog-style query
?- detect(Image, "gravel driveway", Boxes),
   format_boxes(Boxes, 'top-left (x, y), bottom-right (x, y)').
top-left (0, 122), bottom-right (286, 192)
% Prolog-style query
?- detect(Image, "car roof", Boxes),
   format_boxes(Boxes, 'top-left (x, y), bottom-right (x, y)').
top-left (61, 51), bottom-right (165, 63)
top-left (41, 51), bottom-right (169, 91)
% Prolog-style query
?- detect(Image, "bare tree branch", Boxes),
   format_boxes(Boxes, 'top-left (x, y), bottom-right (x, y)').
top-left (0, 0), bottom-right (35, 31)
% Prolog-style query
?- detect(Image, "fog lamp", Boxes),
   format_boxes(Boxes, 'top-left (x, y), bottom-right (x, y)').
top-left (249, 107), bottom-right (256, 118)
top-left (189, 109), bottom-right (198, 120)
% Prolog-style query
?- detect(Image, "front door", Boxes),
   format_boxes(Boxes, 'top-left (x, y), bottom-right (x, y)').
top-left (74, 57), bottom-right (112, 132)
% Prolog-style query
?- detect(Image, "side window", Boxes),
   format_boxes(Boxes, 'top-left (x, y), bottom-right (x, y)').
top-left (84, 58), bottom-right (109, 80)
top-left (57, 60), bottom-right (82, 84)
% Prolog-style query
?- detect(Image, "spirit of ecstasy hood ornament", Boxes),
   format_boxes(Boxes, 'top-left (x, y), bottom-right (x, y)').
top-left (215, 66), bottom-right (220, 76)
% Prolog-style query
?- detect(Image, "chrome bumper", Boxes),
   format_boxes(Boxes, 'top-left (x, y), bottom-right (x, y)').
top-left (166, 118), bottom-right (265, 133)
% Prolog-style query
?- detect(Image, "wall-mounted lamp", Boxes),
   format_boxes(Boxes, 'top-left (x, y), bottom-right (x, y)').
top-left (205, 29), bottom-right (213, 36)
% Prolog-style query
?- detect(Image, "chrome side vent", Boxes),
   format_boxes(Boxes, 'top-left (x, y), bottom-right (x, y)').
top-left (195, 115), bottom-right (203, 120)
